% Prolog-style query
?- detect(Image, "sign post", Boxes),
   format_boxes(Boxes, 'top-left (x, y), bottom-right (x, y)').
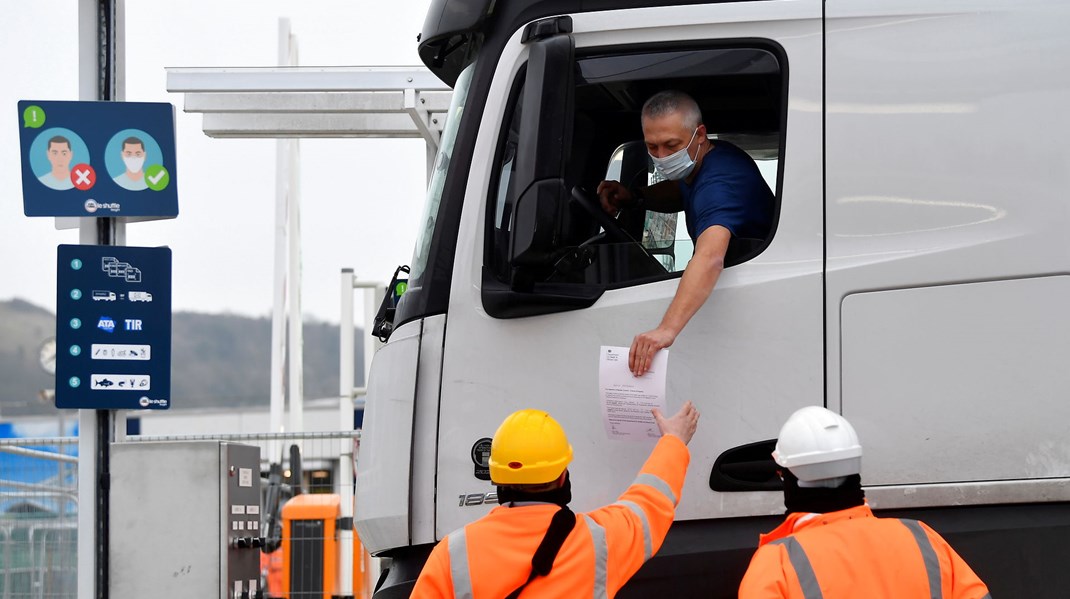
top-left (21, 6), bottom-right (179, 597)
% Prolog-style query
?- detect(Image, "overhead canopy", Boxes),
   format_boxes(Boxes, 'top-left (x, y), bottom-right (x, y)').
top-left (166, 66), bottom-right (452, 146)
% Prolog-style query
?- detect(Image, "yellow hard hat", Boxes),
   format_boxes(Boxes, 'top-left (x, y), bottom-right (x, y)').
top-left (489, 409), bottom-right (574, 485)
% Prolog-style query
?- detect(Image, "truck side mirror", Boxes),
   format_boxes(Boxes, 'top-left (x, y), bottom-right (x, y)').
top-left (509, 178), bottom-right (569, 270)
top-left (507, 28), bottom-right (575, 279)
top-left (372, 265), bottom-right (410, 341)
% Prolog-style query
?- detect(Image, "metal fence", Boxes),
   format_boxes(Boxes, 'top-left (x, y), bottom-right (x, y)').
top-left (0, 437), bottom-right (78, 599)
top-left (1, 431), bottom-right (370, 599)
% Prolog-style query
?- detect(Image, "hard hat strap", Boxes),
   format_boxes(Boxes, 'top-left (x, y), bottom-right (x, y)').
top-left (505, 506), bottom-right (577, 599)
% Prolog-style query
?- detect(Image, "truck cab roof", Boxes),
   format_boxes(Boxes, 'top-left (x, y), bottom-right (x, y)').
top-left (419, 0), bottom-right (745, 85)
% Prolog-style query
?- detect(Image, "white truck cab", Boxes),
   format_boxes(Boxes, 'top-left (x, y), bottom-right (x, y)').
top-left (355, 1), bottom-right (1070, 596)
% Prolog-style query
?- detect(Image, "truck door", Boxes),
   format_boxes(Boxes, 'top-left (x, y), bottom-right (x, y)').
top-left (437, 0), bottom-right (824, 537)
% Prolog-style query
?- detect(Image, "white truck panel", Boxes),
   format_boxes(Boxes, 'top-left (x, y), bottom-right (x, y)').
top-left (354, 319), bottom-right (421, 553)
top-left (410, 314), bottom-right (445, 545)
top-left (842, 276), bottom-right (1070, 485)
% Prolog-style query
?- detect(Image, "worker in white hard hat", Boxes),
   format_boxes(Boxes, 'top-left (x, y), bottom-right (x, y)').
top-left (738, 406), bottom-right (991, 599)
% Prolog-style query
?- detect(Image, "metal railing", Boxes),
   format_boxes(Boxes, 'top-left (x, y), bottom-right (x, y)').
top-left (0, 437), bottom-right (79, 599)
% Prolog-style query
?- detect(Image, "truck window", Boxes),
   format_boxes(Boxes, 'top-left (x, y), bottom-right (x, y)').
top-left (410, 62), bottom-right (477, 295)
top-left (486, 44), bottom-right (784, 291)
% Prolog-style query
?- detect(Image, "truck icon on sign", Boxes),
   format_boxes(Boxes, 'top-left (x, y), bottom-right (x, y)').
top-left (128, 291), bottom-right (153, 302)
top-left (92, 290), bottom-right (117, 301)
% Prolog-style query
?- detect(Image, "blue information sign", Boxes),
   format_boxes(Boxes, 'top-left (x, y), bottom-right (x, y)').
top-left (55, 245), bottom-right (172, 410)
top-left (18, 100), bottom-right (178, 218)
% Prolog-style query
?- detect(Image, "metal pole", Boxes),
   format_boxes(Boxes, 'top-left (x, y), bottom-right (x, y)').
top-left (268, 19), bottom-right (291, 448)
top-left (286, 146), bottom-right (305, 435)
top-left (76, 1), bottom-right (98, 593)
top-left (338, 270), bottom-right (355, 597)
top-left (426, 143), bottom-right (437, 184)
top-left (363, 286), bottom-right (384, 389)
top-left (282, 21), bottom-right (304, 437)
top-left (78, 1), bottom-right (124, 598)
top-left (361, 284), bottom-right (384, 598)
top-left (340, 279), bottom-right (384, 598)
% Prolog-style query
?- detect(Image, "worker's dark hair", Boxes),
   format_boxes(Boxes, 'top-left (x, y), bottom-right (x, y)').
top-left (47, 136), bottom-right (71, 150)
top-left (642, 90), bottom-right (703, 129)
top-left (122, 137), bottom-right (145, 150)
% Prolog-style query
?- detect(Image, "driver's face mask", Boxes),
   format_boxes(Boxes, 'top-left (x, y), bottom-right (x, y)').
top-left (650, 128), bottom-right (700, 181)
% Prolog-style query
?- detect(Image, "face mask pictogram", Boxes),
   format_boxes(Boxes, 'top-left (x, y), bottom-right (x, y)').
top-left (123, 155), bottom-right (145, 173)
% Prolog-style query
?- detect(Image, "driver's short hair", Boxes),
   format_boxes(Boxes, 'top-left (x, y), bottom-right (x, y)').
top-left (642, 90), bottom-right (703, 130)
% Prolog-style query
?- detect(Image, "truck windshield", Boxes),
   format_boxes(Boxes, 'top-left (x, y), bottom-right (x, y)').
top-left (408, 62), bottom-right (477, 285)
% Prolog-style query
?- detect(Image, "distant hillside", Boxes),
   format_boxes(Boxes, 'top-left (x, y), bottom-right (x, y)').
top-left (0, 299), bottom-right (56, 415)
top-left (0, 299), bottom-right (365, 417)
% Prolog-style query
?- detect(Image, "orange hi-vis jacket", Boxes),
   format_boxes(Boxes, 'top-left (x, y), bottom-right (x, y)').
top-left (411, 435), bottom-right (690, 598)
top-left (738, 504), bottom-right (990, 599)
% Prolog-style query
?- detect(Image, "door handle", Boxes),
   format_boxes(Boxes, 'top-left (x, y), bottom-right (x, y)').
top-left (709, 439), bottom-right (782, 492)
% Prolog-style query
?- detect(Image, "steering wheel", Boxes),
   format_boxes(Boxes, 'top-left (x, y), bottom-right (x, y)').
top-left (569, 186), bottom-right (634, 243)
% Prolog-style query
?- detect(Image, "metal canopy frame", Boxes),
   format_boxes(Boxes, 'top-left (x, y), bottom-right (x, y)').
top-left (166, 66), bottom-right (452, 152)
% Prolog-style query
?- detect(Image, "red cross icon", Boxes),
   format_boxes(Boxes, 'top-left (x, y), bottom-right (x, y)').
top-left (71, 164), bottom-right (96, 191)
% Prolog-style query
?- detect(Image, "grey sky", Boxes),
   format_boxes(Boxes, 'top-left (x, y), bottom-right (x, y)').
top-left (2, 0), bottom-right (434, 323)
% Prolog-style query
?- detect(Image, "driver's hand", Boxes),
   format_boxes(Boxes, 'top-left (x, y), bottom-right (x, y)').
top-left (629, 326), bottom-right (677, 377)
top-left (597, 180), bottom-right (632, 215)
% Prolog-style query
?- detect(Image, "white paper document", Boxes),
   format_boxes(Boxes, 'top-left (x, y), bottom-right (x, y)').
top-left (598, 345), bottom-right (668, 441)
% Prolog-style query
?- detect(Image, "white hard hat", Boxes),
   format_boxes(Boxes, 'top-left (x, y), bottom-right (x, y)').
top-left (773, 406), bottom-right (862, 483)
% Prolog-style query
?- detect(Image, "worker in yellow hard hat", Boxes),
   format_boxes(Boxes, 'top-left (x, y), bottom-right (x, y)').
top-left (412, 402), bottom-right (700, 598)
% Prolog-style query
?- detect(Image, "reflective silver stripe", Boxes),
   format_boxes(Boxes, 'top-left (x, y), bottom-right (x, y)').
top-left (447, 528), bottom-right (474, 599)
top-left (768, 537), bottom-right (823, 599)
top-left (583, 515), bottom-right (609, 599)
top-left (979, 594), bottom-right (991, 599)
top-left (613, 500), bottom-right (652, 561)
top-left (900, 519), bottom-right (943, 599)
top-left (633, 472), bottom-right (678, 505)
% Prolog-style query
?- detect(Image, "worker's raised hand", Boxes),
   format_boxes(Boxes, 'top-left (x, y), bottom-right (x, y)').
top-left (629, 326), bottom-right (676, 377)
top-left (596, 180), bottom-right (631, 215)
top-left (653, 401), bottom-right (700, 445)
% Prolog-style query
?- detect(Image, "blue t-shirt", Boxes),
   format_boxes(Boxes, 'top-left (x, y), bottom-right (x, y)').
top-left (677, 140), bottom-right (774, 242)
